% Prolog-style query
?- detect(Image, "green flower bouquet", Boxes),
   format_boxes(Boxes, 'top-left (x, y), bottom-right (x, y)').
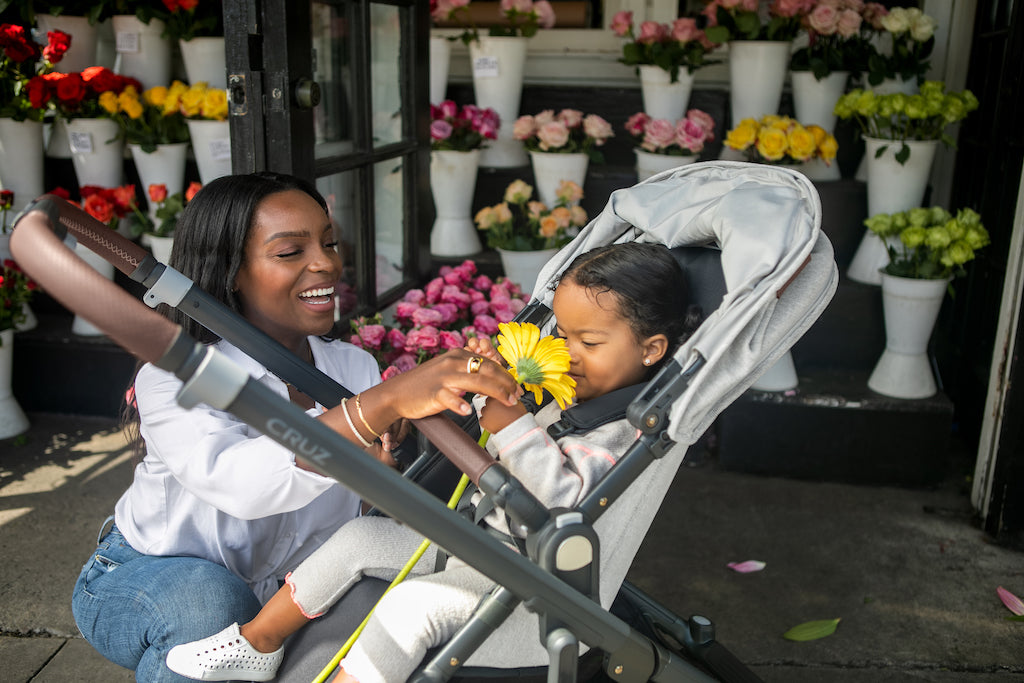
top-left (865, 206), bottom-right (990, 282)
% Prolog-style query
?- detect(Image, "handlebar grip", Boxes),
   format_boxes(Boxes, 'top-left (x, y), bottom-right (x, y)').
top-left (412, 413), bottom-right (497, 486)
top-left (10, 207), bottom-right (182, 367)
top-left (38, 194), bottom-right (154, 277)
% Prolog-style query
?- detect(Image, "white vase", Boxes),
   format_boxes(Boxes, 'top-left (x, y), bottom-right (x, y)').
top-left (63, 118), bottom-right (124, 188)
top-left (868, 274), bottom-right (950, 399)
top-left (71, 242), bottom-right (116, 336)
top-left (186, 119), bottom-right (232, 184)
top-left (528, 151), bottom-right (588, 208)
top-left (796, 157), bottom-right (841, 182)
top-left (0, 234), bottom-right (36, 332)
top-left (854, 76), bottom-right (921, 181)
top-left (497, 247), bottom-right (558, 296)
top-left (750, 350), bottom-right (799, 392)
top-left (430, 149), bottom-right (482, 257)
top-left (179, 37), bottom-right (227, 89)
top-left (0, 118), bottom-right (45, 212)
top-left (112, 15), bottom-right (171, 89)
top-left (638, 64), bottom-right (694, 122)
top-left (634, 149), bottom-right (697, 182)
top-left (0, 328), bottom-right (30, 439)
top-left (142, 233), bottom-right (175, 264)
top-left (429, 36), bottom-right (451, 104)
top-left (790, 70), bottom-right (849, 132)
top-left (864, 136), bottom-right (939, 216)
top-left (847, 233), bottom-right (900, 286)
top-left (36, 15), bottom-right (98, 73)
top-left (129, 142), bottom-right (188, 219)
top-left (470, 36), bottom-right (528, 168)
top-left (728, 41), bottom-right (792, 127)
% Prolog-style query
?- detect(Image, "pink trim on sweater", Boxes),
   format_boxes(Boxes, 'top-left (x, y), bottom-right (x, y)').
top-left (284, 571), bottom-right (326, 619)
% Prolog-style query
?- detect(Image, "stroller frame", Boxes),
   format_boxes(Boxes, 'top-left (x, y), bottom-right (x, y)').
top-left (10, 162), bottom-right (837, 683)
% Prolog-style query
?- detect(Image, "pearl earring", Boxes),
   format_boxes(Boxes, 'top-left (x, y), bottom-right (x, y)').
top-left (643, 358), bottom-right (651, 366)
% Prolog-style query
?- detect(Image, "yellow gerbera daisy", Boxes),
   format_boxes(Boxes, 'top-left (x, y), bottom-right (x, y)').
top-left (496, 322), bottom-right (576, 409)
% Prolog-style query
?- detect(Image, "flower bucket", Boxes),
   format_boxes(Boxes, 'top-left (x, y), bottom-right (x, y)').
top-left (867, 273), bottom-right (950, 399)
top-left (847, 233), bottom-right (900, 286)
top-left (141, 233), bottom-right (175, 264)
top-left (639, 65), bottom-right (694, 122)
top-left (71, 243), bottom-right (116, 336)
top-left (0, 118), bottom-right (45, 212)
top-left (179, 37), bottom-right (227, 89)
top-left (497, 247), bottom-right (558, 296)
top-left (430, 149), bottom-right (482, 257)
top-left (0, 235), bottom-right (37, 332)
top-left (0, 328), bottom-right (30, 439)
top-left (129, 142), bottom-right (188, 218)
top-left (795, 157), bottom-right (841, 182)
top-left (36, 15), bottom-right (97, 73)
top-left (634, 149), bottom-right (696, 182)
top-left (186, 119), bottom-right (232, 184)
top-left (429, 36), bottom-right (451, 104)
top-left (63, 117), bottom-right (124, 188)
top-left (790, 70), bottom-right (849, 132)
top-left (750, 350), bottom-right (799, 392)
top-left (864, 136), bottom-right (939, 216)
top-left (470, 36), bottom-right (528, 168)
top-left (112, 15), bottom-right (171, 88)
top-left (728, 40), bottom-right (791, 127)
top-left (871, 76), bottom-right (918, 96)
top-left (528, 151), bottom-right (588, 208)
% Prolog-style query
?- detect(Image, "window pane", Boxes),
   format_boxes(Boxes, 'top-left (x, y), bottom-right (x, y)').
top-left (317, 170), bottom-right (359, 317)
top-left (370, 3), bottom-right (403, 147)
top-left (312, 1), bottom-right (355, 158)
top-left (374, 157), bottom-right (405, 296)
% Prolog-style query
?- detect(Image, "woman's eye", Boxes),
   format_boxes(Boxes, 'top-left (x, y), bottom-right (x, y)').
top-left (275, 249), bottom-right (301, 258)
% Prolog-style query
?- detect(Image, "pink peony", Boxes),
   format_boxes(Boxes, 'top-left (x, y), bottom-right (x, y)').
top-left (439, 330), bottom-right (466, 350)
top-left (625, 112), bottom-right (651, 137)
top-left (611, 10), bottom-right (632, 36)
top-left (440, 284), bottom-right (471, 308)
top-left (412, 306), bottom-right (445, 327)
top-left (670, 17), bottom-right (701, 43)
top-left (433, 302), bottom-right (460, 325)
top-left (686, 109), bottom-right (716, 140)
top-left (472, 314), bottom-right (499, 336)
top-left (676, 118), bottom-right (707, 154)
top-left (636, 21), bottom-right (667, 45)
top-left (394, 301), bottom-right (419, 322)
top-left (470, 300), bottom-right (491, 316)
top-left (472, 274), bottom-right (493, 291)
top-left (430, 120), bottom-right (453, 141)
top-left (642, 118), bottom-right (676, 152)
top-left (536, 120), bottom-right (570, 150)
top-left (404, 326), bottom-right (441, 354)
top-left (403, 288), bottom-right (425, 304)
top-left (358, 324), bottom-right (387, 349)
top-left (386, 328), bottom-right (406, 350)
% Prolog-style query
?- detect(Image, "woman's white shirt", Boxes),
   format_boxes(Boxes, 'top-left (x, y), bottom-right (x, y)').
top-left (114, 336), bottom-right (381, 602)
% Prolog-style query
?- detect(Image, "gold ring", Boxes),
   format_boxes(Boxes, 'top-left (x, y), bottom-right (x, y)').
top-left (467, 356), bottom-right (484, 374)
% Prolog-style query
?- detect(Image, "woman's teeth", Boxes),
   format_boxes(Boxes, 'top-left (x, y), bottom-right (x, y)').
top-left (299, 286), bottom-right (334, 302)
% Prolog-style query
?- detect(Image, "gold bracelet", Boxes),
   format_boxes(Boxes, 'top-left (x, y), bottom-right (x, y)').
top-left (354, 394), bottom-right (382, 440)
top-left (341, 398), bottom-right (373, 448)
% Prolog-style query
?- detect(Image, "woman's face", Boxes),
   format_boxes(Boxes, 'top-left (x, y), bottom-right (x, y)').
top-left (552, 280), bottom-right (664, 403)
top-left (234, 189), bottom-right (341, 354)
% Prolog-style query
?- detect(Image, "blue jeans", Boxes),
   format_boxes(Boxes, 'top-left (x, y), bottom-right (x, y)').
top-left (71, 519), bottom-right (262, 682)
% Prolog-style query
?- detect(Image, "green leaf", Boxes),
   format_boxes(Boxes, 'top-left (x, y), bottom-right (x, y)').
top-left (782, 618), bottom-right (841, 641)
top-left (704, 26), bottom-right (730, 45)
top-left (1006, 615), bottom-right (1024, 622)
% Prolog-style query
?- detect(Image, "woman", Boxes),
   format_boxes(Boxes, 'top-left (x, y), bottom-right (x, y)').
top-left (70, 172), bottom-right (520, 682)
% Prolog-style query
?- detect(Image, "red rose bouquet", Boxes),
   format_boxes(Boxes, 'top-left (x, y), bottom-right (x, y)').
top-left (43, 66), bottom-right (142, 120)
top-left (0, 23), bottom-right (70, 122)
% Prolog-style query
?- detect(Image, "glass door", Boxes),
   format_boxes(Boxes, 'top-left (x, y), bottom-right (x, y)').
top-left (223, 0), bottom-right (431, 322)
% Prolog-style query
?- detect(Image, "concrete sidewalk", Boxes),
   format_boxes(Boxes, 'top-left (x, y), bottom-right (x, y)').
top-left (1, 412), bottom-right (1022, 682)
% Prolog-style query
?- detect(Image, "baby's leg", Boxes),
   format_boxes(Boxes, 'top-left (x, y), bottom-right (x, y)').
top-left (339, 563), bottom-right (496, 683)
top-left (287, 515), bottom-right (443, 618)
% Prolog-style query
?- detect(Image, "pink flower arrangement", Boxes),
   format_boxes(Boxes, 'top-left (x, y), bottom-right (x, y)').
top-left (702, 0), bottom-right (814, 43)
top-left (512, 109), bottom-right (614, 163)
top-left (349, 259), bottom-right (528, 377)
top-left (430, 100), bottom-right (500, 151)
top-left (611, 11), bottom-right (719, 83)
top-left (625, 109), bottom-right (716, 156)
top-left (431, 0), bottom-right (556, 45)
top-left (790, 1), bottom-right (885, 79)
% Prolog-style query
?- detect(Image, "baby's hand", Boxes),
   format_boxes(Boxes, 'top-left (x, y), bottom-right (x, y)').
top-left (479, 395), bottom-right (527, 435)
top-left (465, 336), bottom-right (503, 366)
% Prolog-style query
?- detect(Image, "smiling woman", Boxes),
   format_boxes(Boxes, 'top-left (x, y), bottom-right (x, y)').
top-left (69, 171), bottom-right (523, 682)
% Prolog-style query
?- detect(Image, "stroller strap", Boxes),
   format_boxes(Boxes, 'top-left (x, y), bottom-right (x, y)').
top-left (547, 383), bottom-right (645, 439)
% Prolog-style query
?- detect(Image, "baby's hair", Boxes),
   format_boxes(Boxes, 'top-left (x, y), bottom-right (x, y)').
top-left (556, 242), bottom-right (702, 372)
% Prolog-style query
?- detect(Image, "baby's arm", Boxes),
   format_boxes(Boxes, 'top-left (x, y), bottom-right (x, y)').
top-left (464, 336), bottom-right (527, 432)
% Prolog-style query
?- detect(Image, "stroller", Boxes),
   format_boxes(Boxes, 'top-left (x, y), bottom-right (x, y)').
top-left (10, 161), bottom-right (837, 682)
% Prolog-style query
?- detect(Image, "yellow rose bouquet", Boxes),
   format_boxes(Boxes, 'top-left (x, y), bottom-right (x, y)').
top-left (724, 114), bottom-right (838, 166)
top-left (178, 81), bottom-right (228, 121)
top-left (107, 80), bottom-right (191, 152)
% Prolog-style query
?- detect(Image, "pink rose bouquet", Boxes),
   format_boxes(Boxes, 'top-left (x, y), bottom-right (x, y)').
top-left (790, 1), bottom-right (883, 80)
top-left (610, 10), bottom-right (719, 83)
top-left (625, 109), bottom-right (716, 157)
top-left (349, 259), bottom-right (529, 376)
top-left (430, 100), bottom-right (500, 151)
top-left (474, 179), bottom-right (587, 252)
top-left (512, 109), bottom-right (614, 163)
top-left (431, 0), bottom-right (556, 46)
top-left (703, 0), bottom-right (814, 43)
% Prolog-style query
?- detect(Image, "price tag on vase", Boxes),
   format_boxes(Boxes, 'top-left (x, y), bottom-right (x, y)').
top-left (116, 31), bottom-right (140, 53)
top-left (68, 132), bottom-right (94, 154)
top-left (208, 139), bottom-right (232, 161)
top-left (473, 55), bottom-right (500, 79)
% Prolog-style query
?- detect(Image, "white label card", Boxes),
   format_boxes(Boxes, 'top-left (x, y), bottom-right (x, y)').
top-left (208, 139), bottom-right (232, 161)
top-left (116, 31), bottom-right (140, 53)
top-left (68, 131), bottom-right (94, 154)
top-left (472, 55), bottom-right (500, 78)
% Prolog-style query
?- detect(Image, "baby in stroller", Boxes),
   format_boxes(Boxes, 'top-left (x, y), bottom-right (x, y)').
top-left (167, 241), bottom-right (703, 682)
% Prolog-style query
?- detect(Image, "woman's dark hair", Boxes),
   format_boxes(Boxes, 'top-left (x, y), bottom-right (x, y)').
top-left (166, 171), bottom-right (328, 343)
top-left (123, 172), bottom-right (328, 458)
top-left (556, 242), bottom-right (702, 375)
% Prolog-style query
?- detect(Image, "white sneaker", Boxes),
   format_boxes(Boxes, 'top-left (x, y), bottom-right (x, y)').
top-left (166, 622), bottom-right (284, 681)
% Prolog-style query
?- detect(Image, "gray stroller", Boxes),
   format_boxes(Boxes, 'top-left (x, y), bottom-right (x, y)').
top-left (10, 161), bottom-right (837, 682)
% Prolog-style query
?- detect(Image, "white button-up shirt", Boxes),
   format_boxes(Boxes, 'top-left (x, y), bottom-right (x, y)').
top-left (115, 336), bottom-right (381, 601)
